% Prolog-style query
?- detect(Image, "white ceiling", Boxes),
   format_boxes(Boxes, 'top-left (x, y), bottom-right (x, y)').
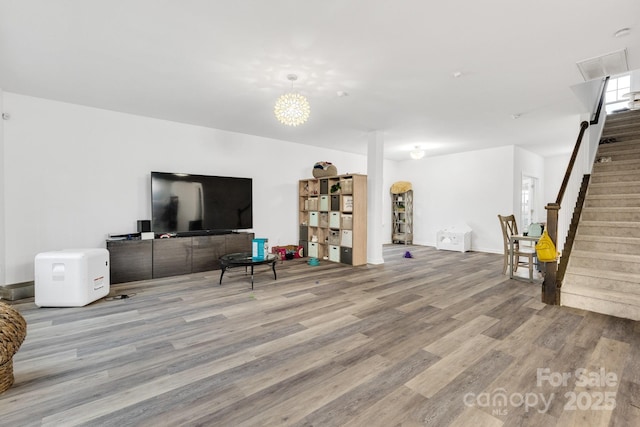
top-left (1, 1), bottom-right (639, 161)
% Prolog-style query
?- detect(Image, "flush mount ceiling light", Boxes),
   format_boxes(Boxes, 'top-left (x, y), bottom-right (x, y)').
top-left (274, 74), bottom-right (310, 126)
top-left (410, 146), bottom-right (425, 160)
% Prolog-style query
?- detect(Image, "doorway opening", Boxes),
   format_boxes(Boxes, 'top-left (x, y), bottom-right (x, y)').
top-left (521, 175), bottom-right (538, 229)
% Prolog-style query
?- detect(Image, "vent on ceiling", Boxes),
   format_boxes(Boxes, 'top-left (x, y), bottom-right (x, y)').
top-left (576, 49), bottom-right (629, 81)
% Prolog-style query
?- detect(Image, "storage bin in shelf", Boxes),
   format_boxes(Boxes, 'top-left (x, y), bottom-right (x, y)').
top-left (342, 195), bottom-right (353, 212)
top-left (436, 224), bottom-right (471, 252)
top-left (309, 211), bottom-right (319, 227)
top-left (341, 230), bottom-right (353, 248)
top-left (341, 214), bottom-right (353, 230)
top-left (305, 198), bottom-right (318, 211)
top-left (329, 212), bottom-right (341, 228)
top-left (340, 178), bottom-right (353, 194)
top-left (308, 242), bottom-right (320, 258)
top-left (319, 212), bottom-right (329, 228)
top-left (328, 230), bottom-right (340, 245)
top-left (319, 195), bottom-right (329, 211)
top-left (329, 245), bottom-right (340, 262)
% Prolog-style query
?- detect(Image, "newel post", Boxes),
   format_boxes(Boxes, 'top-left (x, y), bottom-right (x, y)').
top-left (542, 203), bottom-right (560, 304)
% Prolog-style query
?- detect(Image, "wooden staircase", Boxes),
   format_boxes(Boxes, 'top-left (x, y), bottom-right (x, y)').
top-left (561, 109), bottom-right (640, 320)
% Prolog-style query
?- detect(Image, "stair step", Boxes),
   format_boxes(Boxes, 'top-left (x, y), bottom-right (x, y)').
top-left (565, 266), bottom-right (640, 287)
top-left (602, 121), bottom-right (640, 131)
top-left (563, 246), bottom-right (640, 321)
top-left (602, 122), bottom-right (640, 135)
top-left (605, 109), bottom-right (640, 123)
top-left (568, 250), bottom-right (640, 274)
top-left (581, 206), bottom-right (640, 222)
top-left (584, 194), bottom-right (640, 207)
top-left (562, 265), bottom-right (640, 321)
top-left (590, 169), bottom-right (640, 184)
top-left (594, 148), bottom-right (640, 162)
top-left (598, 125), bottom-right (640, 135)
top-left (605, 114), bottom-right (640, 128)
top-left (597, 138), bottom-right (640, 151)
top-left (593, 158), bottom-right (640, 172)
top-left (572, 234), bottom-right (640, 255)
top-left (597, 143), bottom-right (640, 154)
top-left (567, 264), bottom-right (640, 282)
top-left (578, 221), bottom-right (640, 238)
top-left (603, 112), bottom-right (640, 121)
top-left (587, 181), bottom-right (640, 195)
top-left (561, 291), bottom-right (640, 321)
top-left (563, 279), bottom-right (640, 304)
top-left (600, 133), bottom-right (640, 144)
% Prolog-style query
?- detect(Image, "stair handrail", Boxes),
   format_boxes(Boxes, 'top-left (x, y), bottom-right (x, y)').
top-left (542, 76), bottom-right (609, 305)
top-left (590, 76), bottom-right (609, 125)
top-left (554, 121), bottom-right (590, 206)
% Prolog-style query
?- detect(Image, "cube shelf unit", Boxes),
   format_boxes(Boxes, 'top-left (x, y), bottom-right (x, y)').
top-left (391, 189), bottom-right (413, 244)
top-left (299, 174), bottom-right (367, 266)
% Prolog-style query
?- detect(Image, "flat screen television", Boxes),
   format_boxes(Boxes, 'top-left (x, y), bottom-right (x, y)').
top-left (151, 171), bottom-right (252, 235)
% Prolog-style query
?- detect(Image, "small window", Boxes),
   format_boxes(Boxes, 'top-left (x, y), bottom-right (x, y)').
top-left (605, 74), bottom-right (631, 114)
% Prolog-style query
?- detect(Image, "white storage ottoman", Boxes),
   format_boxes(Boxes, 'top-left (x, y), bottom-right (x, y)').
top-left (436, 225), bottom-right (472, 252)
top-left (35, 248), bottom-right (110, 307)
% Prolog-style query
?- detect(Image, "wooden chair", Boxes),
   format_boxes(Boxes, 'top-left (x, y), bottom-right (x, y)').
top-left (498, 214), bottom-right (536, 281)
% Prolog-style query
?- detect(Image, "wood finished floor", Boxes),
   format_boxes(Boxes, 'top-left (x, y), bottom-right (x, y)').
top-left (2, 245), bottom-right (639, 426)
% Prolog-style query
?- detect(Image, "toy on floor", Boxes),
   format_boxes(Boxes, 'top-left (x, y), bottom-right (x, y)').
top-left (404, 251), bottom-right (413, 258)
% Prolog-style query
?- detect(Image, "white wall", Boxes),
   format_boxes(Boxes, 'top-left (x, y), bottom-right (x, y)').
top-left (385, 145), bottom-right (547, 253)
top-left (1, 92), bottom-right (558, 284)
top-left (388, 146), bottom-right (516, 253)
top-left (514, 146), bottom-right (546, 226)
top-left (544, 154), bottom-right (571, 208)
top-left (1, 93), bottom-right (368, 284)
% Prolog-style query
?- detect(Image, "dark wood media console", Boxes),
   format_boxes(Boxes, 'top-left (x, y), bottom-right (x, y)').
top-left (106, 232), bottom-right (254, 284)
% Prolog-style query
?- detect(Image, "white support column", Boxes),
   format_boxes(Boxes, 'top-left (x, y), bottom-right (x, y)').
top-left (367, 131), bottom-right (385, 264)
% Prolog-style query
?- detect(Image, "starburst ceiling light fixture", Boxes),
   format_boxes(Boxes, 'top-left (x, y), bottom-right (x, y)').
top-left (410, 146), bottom-right (425, 160)
top-left (274, 74), bottom-right (310, 126)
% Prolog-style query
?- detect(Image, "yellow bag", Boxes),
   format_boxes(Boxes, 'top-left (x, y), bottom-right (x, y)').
top-left (535, 230), bottom-right (557, 262)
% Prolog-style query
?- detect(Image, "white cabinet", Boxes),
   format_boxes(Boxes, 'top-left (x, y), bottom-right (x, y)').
top-left (436, 225), bottom-right (472, 252)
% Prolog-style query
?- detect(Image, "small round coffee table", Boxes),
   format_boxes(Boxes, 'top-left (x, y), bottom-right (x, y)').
top-left (219, 252), bottom-right (277, 289)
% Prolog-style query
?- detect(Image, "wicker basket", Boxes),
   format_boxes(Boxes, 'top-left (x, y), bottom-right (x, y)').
top-left (312, 162), bottom-right (337, 178)
top-left (0, 301), bottom-right (27, 393)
